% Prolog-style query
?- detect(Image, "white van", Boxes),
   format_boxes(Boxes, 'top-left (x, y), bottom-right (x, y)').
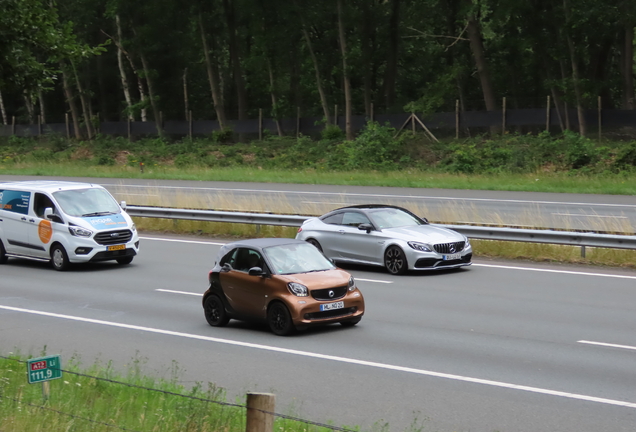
top-left (0, 180), bottom-right (139, 270)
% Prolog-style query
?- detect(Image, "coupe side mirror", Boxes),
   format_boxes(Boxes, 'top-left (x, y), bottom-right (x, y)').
top-left (421, 217), bottom-right (429, 224)
top-left (358, 223), bottom-right (373, 233)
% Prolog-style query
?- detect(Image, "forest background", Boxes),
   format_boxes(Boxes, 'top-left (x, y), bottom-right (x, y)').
top-left (2, 0), bottom-right (636, 141)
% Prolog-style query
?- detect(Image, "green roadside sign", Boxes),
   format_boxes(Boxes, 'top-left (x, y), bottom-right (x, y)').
top-left (27, 355), bottom-right (62, 384)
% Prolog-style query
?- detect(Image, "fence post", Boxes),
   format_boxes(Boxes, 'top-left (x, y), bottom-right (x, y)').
top-left (259, 108), bottom-right (263, 141)
top-left (334, 104), bottom-right (338, 128)
top-left (127, 117), bottom-right (131, 142)
top-left (296, 106), bottom-right (300, 138)
top-left (502, 96), bottom-right (506, 134)
top-left (38, 115), bottom-right (42, 136)
top-left (598, 96), bottom-right (602, 142)
top-left (546, 95), bottom-right (551, 132)
top-left (188, 110), bottom-right (193, 139)
top-left (246, 392), bottom-right (275, 432)
top-left (455, 100), bottom-right (459, 139)
top-left (12, 116), bottom-right (16, 135)
top-left (370, 102), bottom-right (374, 122)
top-left (65, 114), bottom-right (70, 139)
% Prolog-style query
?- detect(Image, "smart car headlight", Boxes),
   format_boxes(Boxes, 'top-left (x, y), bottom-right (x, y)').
top-left (348, 276), bottom-right (356, 291)
top-left (68, 225), bottom-right (93, 237)
top-left (408, 241), bottom-right (433, 252)
top-left (288, 282), bottom-right (308, 297)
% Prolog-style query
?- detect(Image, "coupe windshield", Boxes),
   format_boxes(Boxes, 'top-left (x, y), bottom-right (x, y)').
top-left (369, 208), bottom-right (423, 229)
top-left (264, 243), bottom-right (335, 275)
top-left (53, 188), bottom-right (121, 217)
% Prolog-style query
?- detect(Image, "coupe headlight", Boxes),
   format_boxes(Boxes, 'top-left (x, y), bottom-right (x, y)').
top-left (408, 241), bottom-right (433, 252)
top-left (348, 276), bottom-right (356, 291)
top-left (464, 236), bottom-right (471, 247)
top-left (288, 282), bottom-right (308, 297)
top-left (68, 225), bottom-right (93, 237)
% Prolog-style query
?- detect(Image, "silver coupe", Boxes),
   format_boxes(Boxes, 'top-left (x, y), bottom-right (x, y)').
top-left (295, 205), bottom-right (472, 275)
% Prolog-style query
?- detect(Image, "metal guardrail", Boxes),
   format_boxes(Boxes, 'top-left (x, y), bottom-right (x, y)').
top-left (126, 205), bottom-right (636, 252)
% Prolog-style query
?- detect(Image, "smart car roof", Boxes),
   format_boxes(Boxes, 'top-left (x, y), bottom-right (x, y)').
top-left (0, 180), bottom-right (101, 193)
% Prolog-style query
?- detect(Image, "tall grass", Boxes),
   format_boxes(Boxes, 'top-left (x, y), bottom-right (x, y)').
top-left (0, 353), bottom-right (357, 432)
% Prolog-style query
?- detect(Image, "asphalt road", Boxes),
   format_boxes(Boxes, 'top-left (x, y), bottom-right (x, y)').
top-left (2, 234), bottom-right (636, 431)
top-left (1, 175), bottom-right (635, 231)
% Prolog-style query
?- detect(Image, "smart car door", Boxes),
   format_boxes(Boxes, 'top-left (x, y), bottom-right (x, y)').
top-left (219, 248), bottom-right (269, 318)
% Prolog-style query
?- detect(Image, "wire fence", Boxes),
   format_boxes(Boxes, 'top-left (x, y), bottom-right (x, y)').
top-left (0, 354), bottom-right (357, 432)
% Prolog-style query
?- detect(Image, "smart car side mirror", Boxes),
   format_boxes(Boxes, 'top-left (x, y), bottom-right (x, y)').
top-left (221, 263), bottom-right (232, 272)
top-left (358, 223), bottom-right (373, 233)
top-left (248, 267), bottom-right (267, 277)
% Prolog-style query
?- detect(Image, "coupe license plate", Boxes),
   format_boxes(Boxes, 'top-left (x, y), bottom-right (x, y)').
top-left (107, 244), bottom-right (126, 251)
top-left (320, 301), bottom-right (344, 311)
top-left (443, 253), bottom-right (461, 260)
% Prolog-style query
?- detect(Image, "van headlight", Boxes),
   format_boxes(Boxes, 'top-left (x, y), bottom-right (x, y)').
top-left (288, 282), bottom-right (308, 297)
top-left (408, 241), bottom-right (433, 252)
top-left (131, 223), bottom-right (137, 232)
top-left (68, 226), bottom-right (93, 237)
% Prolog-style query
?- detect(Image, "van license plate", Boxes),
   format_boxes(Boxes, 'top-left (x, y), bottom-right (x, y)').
top-left (108, 244), bottom-right (126, 251)
top-left (320, 301), bottom-right (344, 311)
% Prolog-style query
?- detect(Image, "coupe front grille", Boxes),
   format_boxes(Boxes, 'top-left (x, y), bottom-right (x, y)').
top-left (434, 241), bottom-right (465, 254)
top-left (94, 229), bottom-right (133, 245)
top-left (311, 286), bottom-right (347, 301)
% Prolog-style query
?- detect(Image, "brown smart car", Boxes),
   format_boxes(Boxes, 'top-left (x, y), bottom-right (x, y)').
top-left (202, 238), bottom-right (365, 335)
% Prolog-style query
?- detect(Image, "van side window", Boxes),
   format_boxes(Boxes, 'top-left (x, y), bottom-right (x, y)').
top-left (34, 193), bottom-right (57, 219)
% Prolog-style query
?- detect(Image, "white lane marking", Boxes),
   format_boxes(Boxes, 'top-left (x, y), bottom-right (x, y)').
top-left (473, 264), bottom-right (636, 280)
top-left (2, 304), bottom-right (635, 409)
top-left (356, 278), bottom-right (393, 284)
top-left (140, 236), bottom-right (226, 246)
top-left (578, 340), bottom-right (636, 352)
top-left (302, 201), bottom-right (350, 205)
top-left (156, 289), bottom-right (201, 296)
top-left (552, 213), bottom-right (628, 219)
top-left (119, 193), bottom-right (160, 197)
top-left (103, 183), bottom-right (636, 209)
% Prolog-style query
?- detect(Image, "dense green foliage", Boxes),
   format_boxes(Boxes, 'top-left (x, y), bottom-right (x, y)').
top-left (3, 123), bottom-right (636, 177)
top-left (1, 0), bottom-right (635, 130)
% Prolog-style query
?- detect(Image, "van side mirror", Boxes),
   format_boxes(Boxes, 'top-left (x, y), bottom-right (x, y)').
top-left (44, 207), bottom-right (62, 223)
top-left (120, 200), bottom-right (127, 210)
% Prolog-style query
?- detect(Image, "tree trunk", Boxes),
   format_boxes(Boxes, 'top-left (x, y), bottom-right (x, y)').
top-left (115, 15), bottom-right (134, 121)
top-left (466, 16), bottom-right (497, 112)
top-left (0, 90), bottom-right (7, 125)
top-left (223, 0), bottom-right (248, 121)
top-left (622, 23), bottom-right (635, 109)
top-left (23, 92), bottom-right (35, 124)
top-left (337, 0), bottom-right (353, 140)
top-left (295, 0), bottom-right (331, 125)
top-left (383, 0), bottom-right (400, 111)
top-left (138, 51), bottom-right (162, 136)
top-left (38, 90), bottom-right (46, 124)
top-left (199, 13), bottom-right (227, 128)
top-left (266, 57), bottom-right (283, 136)
top-left (361, 1), bottom-right (374, 117)
top-left (71, 60), bottom-right (94, 139)
top-left (61, 64), bottom-right (82, 139)
top-left (563, 0), bottom-right (586, 136)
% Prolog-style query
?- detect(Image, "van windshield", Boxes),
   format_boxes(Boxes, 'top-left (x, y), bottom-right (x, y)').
top-left (53, 188), bottom-right (121, 217)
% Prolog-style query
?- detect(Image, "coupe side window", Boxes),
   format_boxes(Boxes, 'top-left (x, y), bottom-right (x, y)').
top-left (321, 213), bottom-right (343, 225)
top-left (341, 212), bottom-right (371, 227)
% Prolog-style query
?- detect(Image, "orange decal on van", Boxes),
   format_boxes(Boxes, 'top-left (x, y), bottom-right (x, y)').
top-left (38, 220), bottom-right (53, 244)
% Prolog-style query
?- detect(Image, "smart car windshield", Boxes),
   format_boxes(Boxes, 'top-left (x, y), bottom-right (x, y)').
top-left (53, 188), bottom-right (121, 217)
top-left (368, 208), bottom-right (423, 229)
top-left (264, 243), bottom-right (336, 275)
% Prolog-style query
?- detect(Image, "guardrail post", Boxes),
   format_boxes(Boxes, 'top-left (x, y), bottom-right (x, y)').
top-left (246, 392), bottom-right (275, 432)
top-left (581, 245), bottom-right (586, 258)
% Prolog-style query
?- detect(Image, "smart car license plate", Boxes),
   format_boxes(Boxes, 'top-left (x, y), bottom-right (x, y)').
top-left (443, 253), bottom-right (461, 260)
top-left (320, 301), bottom-right (344, 311)
top-left (107, 244), bottom-right (126, 251)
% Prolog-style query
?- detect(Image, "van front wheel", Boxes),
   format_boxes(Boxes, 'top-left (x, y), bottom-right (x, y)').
top-left (51, 245), bottom-right (70, 271)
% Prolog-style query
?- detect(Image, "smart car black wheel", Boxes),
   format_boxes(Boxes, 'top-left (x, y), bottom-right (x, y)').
top-left (268, 302), bottom-right (295, 336)
top-left (385, 246), bottom-right (407, 275)
top-left (116, 257), bottom-right (134, 265)
top-left (0, 240), bottom-right (8, 264)
top-left (204, 294), bottom-right (230, 327)
top-left (307, 239), bottom-right (323, 252)
top-left (51, 244), bottom-right (70, 271)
